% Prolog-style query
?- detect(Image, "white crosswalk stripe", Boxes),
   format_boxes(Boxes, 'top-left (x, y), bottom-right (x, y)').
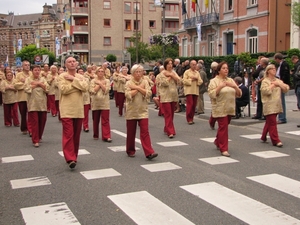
top-left (181, 182), bottom-right (300, 225)
top-left (10, 176), bottom-right (51, 189)
top-left (108, 191), bottom-right (195, 225)
top-left (247, 173), bottom-right (300, 198)
top-left (20, 202), bottom-right (80, 225)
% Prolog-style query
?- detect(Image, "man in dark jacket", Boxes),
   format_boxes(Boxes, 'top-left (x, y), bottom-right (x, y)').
top-left (274, 53), bottom-right (290, 124)
top-left (291, 55), bottom-right (300, 127)
top-left (233, 76), bottom-right (249, 118)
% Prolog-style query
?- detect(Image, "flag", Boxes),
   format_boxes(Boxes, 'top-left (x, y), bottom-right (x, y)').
top-left (197, 23), bottom-right (202, 42)
top-left (192, 0), bottom-right (197, 12)
top-left (35, 30), bottom-right (40, 49)
top-left (13, 39), bottom-right (16, 54)
top-left (55, 37), bottom-right (60, 58)
top-left (205, 0), bottom-right (209, 8)
top-left (17, 39), bottom-right (22, 51)
top-left (64, 7), bottom-right (71, 37)
top-left (4, 55), bottom-right (8, 67)
top-left (154, 0), bottom-right (161, 7)
top-left (182, 0), bottom-right (187, 15)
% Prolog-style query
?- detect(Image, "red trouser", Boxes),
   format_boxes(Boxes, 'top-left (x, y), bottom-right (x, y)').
top-left (126, 118), bottom-right (155, 157)
top-left (92, 109), bottom-right (111, 139)
top-left (3, 103), bottom-right (19, 126)
top-left (209, 114), bottom-right (217, 128)
top-left (214, 115), bottom-right (231, 152)
top-left (118, 92), bottom-right (125, 116)
top-left (114, 91), bottom-right (118, 107)
top-left (185, 94), bottom-right (198, 123)
top-left (55, 100), bottom-right (61, 121)
top-left (161, 102), bottom-right (176, 135)
top-left (61, 118), bottom-right (83, 162)
top-left (18, 101), bottom-right (30, 132)
top-left (261, 113), bottom-right (280, 145)
top-left (28, 111), bottom-right (47, 144)
top-left (47, 95), bottom-right (57, 116)
top-left (83, 104), bottom-right (90, 130)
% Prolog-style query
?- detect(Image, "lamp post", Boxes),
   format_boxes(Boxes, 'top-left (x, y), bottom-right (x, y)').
top-left (162, 0), bottom-right (166, 61)
top-left (69, 0), bottom-right (73, 55)
top-left (135, 0), bottom-right (138, 64)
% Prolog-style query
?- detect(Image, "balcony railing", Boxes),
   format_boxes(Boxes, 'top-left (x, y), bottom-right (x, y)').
top-left (164, 11), bottom-right (179, 17)
top-left (62, 43), bottom-right (88, 53)
top-left (184, 13), bottom-right (219, 29)
top-left (73, 25), bottom-right (88, 32)
top-left (72, 7), bottom-right (88, 14)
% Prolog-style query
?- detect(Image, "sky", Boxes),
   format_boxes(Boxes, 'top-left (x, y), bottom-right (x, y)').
top-left (0, 0), bottom-right (57, 15)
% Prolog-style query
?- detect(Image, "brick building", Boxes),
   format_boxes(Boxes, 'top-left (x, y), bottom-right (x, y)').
top-left (0, 4), bottom-right (60, 66)
top-left (178, 0), bottom-right (292, 57)
top-left (57, 0), bottom-right (179, 65)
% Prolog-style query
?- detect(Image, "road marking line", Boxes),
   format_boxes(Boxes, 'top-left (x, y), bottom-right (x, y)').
top-left (156, 141), bottom-right (188, 147)
top-left (181, 182), bottom-right (300, 225)
top-left (249, 150), bottom-right (289, 158)
top-left (58, 149), bottom-right (90, 157)
top-left (141, 162), bottom-right (182, 172)
top-left (247, 173), bottom-right (300, 198)
top-left (111, 129), bottom-right (141, 144)
top-left (108, 191), bottom-right (195, 225)
top-left (1, 155), bottom-right (34, 163)
top-left (80, 168), bottom-right (121, 180)
top-left (10, 176), bottom-right (51, 189)
top-left (20, 202), bottom-right (80, 225)
top-left (199, 157), bottom-right (239, 165)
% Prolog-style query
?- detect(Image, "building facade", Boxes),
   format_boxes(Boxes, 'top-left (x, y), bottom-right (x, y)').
top-left (0, 4), bottom-right (60, 66)
top-left (178, 0), bottom-right (292, 57)
top-left (58, 0), bottom-right (179, 65)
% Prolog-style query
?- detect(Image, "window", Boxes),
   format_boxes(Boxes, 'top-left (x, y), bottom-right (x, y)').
top-left (124, 2), bottom-right (131, 13)
top-left (19, 32), bottom-right (22, 39)
top-left (248, 29), bottom-right (257, 53)
top-left (134, 20), bottom-right (140, 30)
top-left (124, 38), bottom-right (131, 48)
top-left (182, 38), bottom-right (188, 57)
top-left (24, 32), bottom-right (28, 39)
top-left (103, 0), bottom-right (111, 9)
top-left (149, 20), bottom-right (156, 28)
top-left (3, 33), bottom-right (6, 40)
top-left (149, 3), bottom-right (155, 11)
top-left (104, 19), bottom-right (111, 27)
top-left (133, 2), bottom-right (140, 13)
top-left (208, 35), bottom-right (215, 56)
top-left (248, 0), bottom-right (257, 6)
top-left (193, 37), bottom-right (199, 56)
top-left (125, 20), bottom-right (131, 30)
top-left (31, 32), bottom-right (35, 39)
top-left (165, 4), bottom-right (179, 12)
top-left (74, 35), bottom-right (88, 44)
top-left (225, 0), bottom-right (233, 11)
top-left (104, 37), bottom-right (111, 46)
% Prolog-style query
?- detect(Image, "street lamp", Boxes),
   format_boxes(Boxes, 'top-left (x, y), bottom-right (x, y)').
top-left (162, 0), bottom-right (166, 61)
top-left (135, 0), bottom-right (138, 64)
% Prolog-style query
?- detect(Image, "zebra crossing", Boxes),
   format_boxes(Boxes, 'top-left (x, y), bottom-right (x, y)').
top-left (2, 130), bottom-right (300, 224)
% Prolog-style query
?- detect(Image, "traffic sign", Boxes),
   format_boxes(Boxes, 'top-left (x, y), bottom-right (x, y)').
top-left (34, 55), bottom-right (41, 64)
top-left (16, 57), bottom-right (22, 67)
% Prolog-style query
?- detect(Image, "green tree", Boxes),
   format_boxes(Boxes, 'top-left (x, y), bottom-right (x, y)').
top-left (15, 44), bottom-right (56, 65)
top-left (106, 54), bottom-right (117, 62)
top-left (292, 2), bottom-right (300, 28)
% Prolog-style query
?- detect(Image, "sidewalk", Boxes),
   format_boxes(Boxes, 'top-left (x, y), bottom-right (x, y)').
top-left (198, 90), bottom-right (299, 126)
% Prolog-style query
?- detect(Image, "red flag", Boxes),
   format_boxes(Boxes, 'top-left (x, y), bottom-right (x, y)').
top-left (192, 0), bottom-right (197, 12)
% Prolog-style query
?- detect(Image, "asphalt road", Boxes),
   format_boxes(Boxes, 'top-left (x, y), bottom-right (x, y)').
top-left (1, 92), bottom-right (300, 225)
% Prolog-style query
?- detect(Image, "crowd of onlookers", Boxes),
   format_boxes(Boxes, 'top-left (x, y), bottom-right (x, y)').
top-left (0, 52), bottom-right (298, 166)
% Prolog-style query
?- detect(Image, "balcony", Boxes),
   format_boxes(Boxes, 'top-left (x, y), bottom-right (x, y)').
top-left (184, 13), bottom-right (219, 29)
top-left (73, 25), bottom-right (88, 33)
top-left (164, 11), bottom-right (179, 18)
top-left (62, 43), bottom-right (88, 53)
top-left (72, 7), bottom-right (88, 15)
top-left (165, 28), bottom-right (179, 33)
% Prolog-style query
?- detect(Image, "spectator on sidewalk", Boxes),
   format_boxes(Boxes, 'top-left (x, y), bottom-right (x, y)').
top-left (233, 76), bottom-right (249, 119)
top-left (274, 53), bottom-right (290, 124)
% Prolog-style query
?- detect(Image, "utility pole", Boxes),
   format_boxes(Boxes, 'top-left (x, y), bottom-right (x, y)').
top-left (135, 0), bottom-right (138, 64)
top-left (162, 0), bottom-right (166, 61)
top-left (69, 0), bottom-right (73, 55)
